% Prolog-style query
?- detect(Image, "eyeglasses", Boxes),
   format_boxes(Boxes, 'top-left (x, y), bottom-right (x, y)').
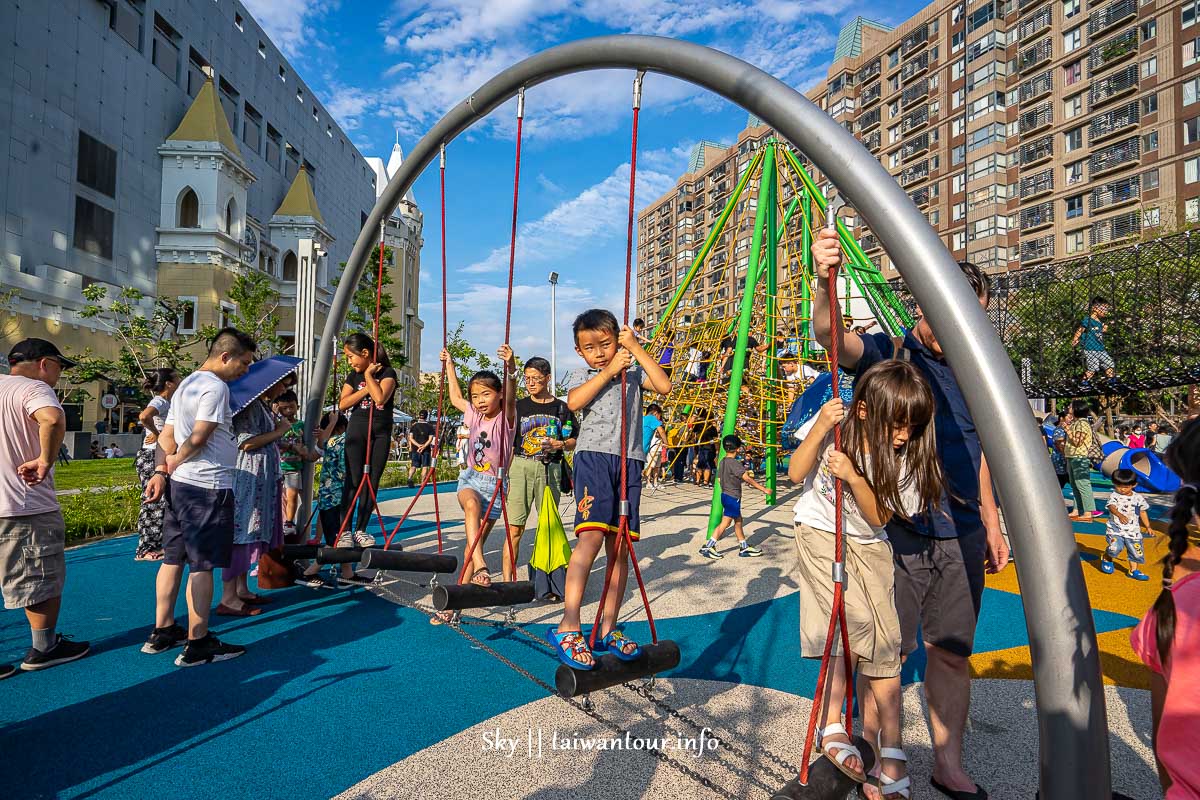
top-left (522, 374), bottom-right (548, 384)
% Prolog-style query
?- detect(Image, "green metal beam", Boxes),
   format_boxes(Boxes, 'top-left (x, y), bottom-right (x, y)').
top-left (764, 144), bottom-right (779, 506)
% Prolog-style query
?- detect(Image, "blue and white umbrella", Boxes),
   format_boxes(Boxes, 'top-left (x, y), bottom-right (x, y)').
top-left (228, 355), bottom-right (303, 415)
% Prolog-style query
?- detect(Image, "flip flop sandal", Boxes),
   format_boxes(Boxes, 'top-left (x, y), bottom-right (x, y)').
top-left (930, 778), bottom-right (987, 800)
top-left (470, 568), bottom-right (492, 587)
top-left (546, 628), bottom-right (595, 670)
top-left (240, 594), bottom-right (273, 605)
top-left (817, 723), bottom-right (867, 784)
top-left (868, 746), bottom-right (911, 800)
top-left (215, 603), bottom-right (263, 618)
top-left (600, 630), bottom-right (642, 661)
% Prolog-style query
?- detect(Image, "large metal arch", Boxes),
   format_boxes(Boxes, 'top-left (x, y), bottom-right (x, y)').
top-left (303, 35), bottom-right (1107, 798)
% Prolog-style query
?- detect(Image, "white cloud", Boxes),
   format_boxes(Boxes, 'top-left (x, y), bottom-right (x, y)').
top-left (322, 85), bottom-right (374, 131)
top-left (536, 173), bottom-right (563, 194)
top-left (460, 162), bottom-right (675, 274)
top-left (242, 0), bottom-right (334, 59)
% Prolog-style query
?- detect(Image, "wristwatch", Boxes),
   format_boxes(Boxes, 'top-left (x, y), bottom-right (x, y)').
top-left (154, 468), bottom-right (169, 477)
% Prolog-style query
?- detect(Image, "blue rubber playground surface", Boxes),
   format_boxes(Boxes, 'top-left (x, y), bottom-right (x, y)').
top-left (0, 482), bottom-right (1145, 799)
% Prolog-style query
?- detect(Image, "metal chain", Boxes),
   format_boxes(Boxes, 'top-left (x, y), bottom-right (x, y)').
top-left (370, 576), bottom-right (751, 800)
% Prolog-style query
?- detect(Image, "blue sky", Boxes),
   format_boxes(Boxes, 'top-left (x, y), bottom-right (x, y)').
top-left (242, 0), bottom-right (929, 375)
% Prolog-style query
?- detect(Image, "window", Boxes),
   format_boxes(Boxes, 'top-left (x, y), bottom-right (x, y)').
top-left (967, 122), bottom-right (1005, 150)
top-left (969, 154), bottom-right (1004, 180)
top-left (1185, 78), bottom-right (1200, 106)
top-left (296, 88), bottom-right (303, 104)
top-left (285, 144), bottom-right (300, 181)
top-left (312, 105), bottom-right (319, 122)
top-left (1064, 93), bottom-right (1083, 119)
top-left (1143, 168), bottom-right (1160, 189)
top-left (282, 252), bottom-right (298, 281)
top-left (265, 125), bottom-right (281, 170)
top-left (890, 151), bottom-right (902, 169)
top-left (953, 173), bottom-right (967, 193)
top-left (178, 188), bottom-right (199, 228)
top-left (73, 196), bottom-right (114, 260)
top-left (967, 91), bottom-right (1004, 121)
top-left (1142, 56), bottom-right (1158, 78)
top-left (967, 2), bottom-right (995, 32)
top-left (1143, 93), bottom-right (1159, 115)
top-left (1185, 37), bottom-right (1200, 68)
top-left (219, 301), bottom-right (236, 328)
top-left (234, 12), bottom-right (244, 31)
top-left (218, 77), bottom-right (240, 134)
top-left (1185, 157), bottom-right (1200, 184)
top-left (1186, 0), bottom-right (1199, 28)
top-left (151, 14), bottom-right (180, 82)
top-left (1141, 20), bottom-right (1157, 40)
top-left (258, 40), bottom-right (266, 59)
top-left (1066, 159), bottom-right (1085, 185)
top-left (953, 88), bottom-right (965, 109)
top-left (77, 131), bottom-right (117, 198)
top-left (109, 0), bottom-right (143, 49)
top-left (953, 144), bottom-right (967, 165)
top-left (187, 48), bottom-right (209, 97)
top-left (952, 231), bottom-right (966, 251)
top-left (953, 58), bottom-right (966, 80)
top-left (1063, 60), bottom-right (1081, 86)
top-left (1066, 194), bottom-right (1084, 219)
top-left (1144, 207), bottom-right (1161, 227)
top-left (1065, 230), bottom-right (1086, 254)
top-left (177, 297), bottom-right (198, 334)
top-left (889, 49), bottom-right (900, 69)
top-left (1064, 126), bottom-right (1083, 153)
top-left (953, 29), bottom-right (965, 53)
top-left (243, 104), bottom-right (262, 153)
top-left (952, 115), bottom-right (966, 136)
top-left (1063, 26), bottom-right (1082, 53)
top-left (1062, 0), bottom-right (1080, 18)
top-left (278, 65), bottom-right (286, 82)
top-left (1143, 130), bottom-right (1159, 152)
top-left (929, 209), bottom-right (941, 225)
top-left (953, 201), bottom-right (967, 220)
top-left (1188, 198), bottom-right (1200, 222)
top-left (971, 216), bottom-right (1007, 239)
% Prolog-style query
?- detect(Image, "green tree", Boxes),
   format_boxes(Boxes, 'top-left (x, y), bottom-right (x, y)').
top-left (207, 269), bottom-right (282, 354)
top-left (73, 285), bottom-right (203, 386)
top-left (402, 321), bottom-right (523, 417)
top-left (340, 244), bottom-right (407, 368)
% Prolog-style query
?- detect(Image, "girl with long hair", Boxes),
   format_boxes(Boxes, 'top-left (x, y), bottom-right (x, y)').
top-left (134, 368), bottom-right (179, 561)
top-left (1131, 418), bottom-right (1200, 798)
top-left (786, 360), bottom-right (947, 799)
top-left (337, 332), bottom-right (397, 545)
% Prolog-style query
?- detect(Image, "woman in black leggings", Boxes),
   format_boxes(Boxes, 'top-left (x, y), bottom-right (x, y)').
top-left (338, 332), bottom-right (397, 545)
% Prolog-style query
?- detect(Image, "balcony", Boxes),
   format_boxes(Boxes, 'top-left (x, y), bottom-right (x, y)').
top-left (1088, 29), bottom-right (1137, 77)
top-left (1018, 6), bottom-right (1052, 41)
top-left (901, 132), bottom-right (930, 160)
top-left (1090, 210), bottom-right (1141, 245)
top-left (1088, 64), bottom-right (1138, 110)
top-left (1020, 201), bottom-right (1055, 231)
top-left (1019, 0), bottom-right (1047, 10)
top-left (1088, 136), bottom-right (1140, 176)
top-left (900, 52), bottom-right (930, 82)
top-left (1087, 0), bottom-right (1137, 41)
top-left (1020, 168), bottom-right (1054, 199)
top-left (861, 82), bottom-right (882, 106)
top-left (900, 105), bottom-right (929, 134)
top-left (1018, 102), bottom-right (1053, 135)
top-left (858, 59), bottom-right (881, 84)
top-left (1020, 235), bottom-right (1055, 263)
top-left (1019, 70), bottom-right (1053, 103)
top-left (902, 79), bottom-right (929, 108)
top-left (908, 186), bottom-right (930, 206)
top-left (863, 130), bottom-right (882, 152)
top-left (1089, 100), bottom-right (1139, 144)
top-left (900, 159), bottom-right (930, 186)
top-left (1018, 38), bottom-right (1052, 73)
top-left (857, 107), bottom-right (882, 132)
top-left (1020, 135), bottom-right (1054, 166)
top-left (861, 234), bottom-right (881, 252)
top-left (1089, 174), bottom-right (1140, 212)
top-left (900, 25), bottom-right (929, 57)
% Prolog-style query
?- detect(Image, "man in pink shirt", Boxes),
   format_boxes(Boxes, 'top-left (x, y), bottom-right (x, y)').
top-left (0, 339), bottom-right (90, 678)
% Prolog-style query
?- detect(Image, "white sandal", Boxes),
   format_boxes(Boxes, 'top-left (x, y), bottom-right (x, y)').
top-left (870, 745), bottom-right (911, 800)
top-left (817, 723), bottom-right (867, 783)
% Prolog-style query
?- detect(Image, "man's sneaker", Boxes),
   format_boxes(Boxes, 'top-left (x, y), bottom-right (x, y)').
top-left (295, 572), bottom-right (330, 589)
top-left (175, 635), bottom-right (245, 667)
top-left (0, 663), bottom-right (16, 680)
top-left (700, 544), bottom-right (723, 560)
top-left (1129, 569), bottom-right (1150, 581)
top-left (21, 634), bottom-right (90, 671)
top-left (334, 530), bottom-right (355, 548)
top-left (352, 530), bottom-right (376, 548)
top-left (739, 545), bottom-right (763, 557)
top-left (141, 624), bottom-right (188, 654)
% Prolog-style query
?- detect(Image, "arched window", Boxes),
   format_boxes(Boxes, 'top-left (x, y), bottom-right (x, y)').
top-left (178, 188), bottom-right (199, 228)
top-left (224, 198), bottom-right (238, 237)
top-left (282, 251), bottom-right (297, 281)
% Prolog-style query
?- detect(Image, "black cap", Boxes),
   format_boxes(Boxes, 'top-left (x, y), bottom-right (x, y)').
top-left (8, 338), bottom-right (77, 368)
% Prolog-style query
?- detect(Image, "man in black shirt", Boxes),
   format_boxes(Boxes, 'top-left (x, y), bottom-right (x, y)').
top-left (718, 334), bottom-right (770, 380)
top-left (408, 410), bottom-right (435, 487)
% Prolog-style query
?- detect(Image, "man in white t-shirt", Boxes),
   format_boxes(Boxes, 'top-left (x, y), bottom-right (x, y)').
top-left (142, 328), bottom-right (255, 667)
top-left (0, 339), bottom-right (90, 677)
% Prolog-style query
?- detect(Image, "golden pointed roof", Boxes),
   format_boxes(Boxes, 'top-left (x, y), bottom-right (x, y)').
top-left (167, 76), bottom-right (242, 156)
top-left (274, 165), bottom-right (325, 224)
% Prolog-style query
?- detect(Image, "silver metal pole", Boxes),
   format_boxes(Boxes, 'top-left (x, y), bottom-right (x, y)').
top-left (302, 37), bottom-right (1108, 797)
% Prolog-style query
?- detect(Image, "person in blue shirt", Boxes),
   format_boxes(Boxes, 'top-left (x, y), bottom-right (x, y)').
top-left (1072, 296), bottom-right (1115, 385)
top-left (811, 227), bottom-right (1008, 800)
top-left (642, 403), bottom-right (665, 489)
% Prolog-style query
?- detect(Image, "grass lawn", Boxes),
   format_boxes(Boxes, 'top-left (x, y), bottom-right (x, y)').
top-left (54, 457), bottom-right (138, 491)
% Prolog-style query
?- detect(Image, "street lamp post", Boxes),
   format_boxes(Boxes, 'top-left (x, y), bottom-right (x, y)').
top-left (548, 271), bottom-right (559, 394)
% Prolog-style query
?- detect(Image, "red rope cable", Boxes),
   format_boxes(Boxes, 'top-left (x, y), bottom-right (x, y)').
top-left (798, 208), bottom-right (855, 785)
top-left (589, 73), bottom-right (656, 650)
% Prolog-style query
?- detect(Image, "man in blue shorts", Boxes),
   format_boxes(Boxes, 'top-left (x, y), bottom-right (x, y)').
top-left (812, 229), bottom-right (1009, 800)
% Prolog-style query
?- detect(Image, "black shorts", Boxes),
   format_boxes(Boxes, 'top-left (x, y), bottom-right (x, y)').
top-left (573, 451), bottom-right (643, 541)
top-left (163, 481), bottom-right (234, 571)
top-left (887, 521), bottom-right (986, 658)
top-left (411, 448), bottom-right (432, 468)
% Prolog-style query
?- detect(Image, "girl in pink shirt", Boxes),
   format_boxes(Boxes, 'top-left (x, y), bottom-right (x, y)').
top-left (1131, 419), bottom-right (1200, 798)
top-left (433, 345), bottom-right (516, 624)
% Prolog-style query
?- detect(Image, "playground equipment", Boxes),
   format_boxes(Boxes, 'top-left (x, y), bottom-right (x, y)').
top-left (1098, 436), bottom-right (1182, 494)
top-left (303, 35), bottom-right (1109, 798)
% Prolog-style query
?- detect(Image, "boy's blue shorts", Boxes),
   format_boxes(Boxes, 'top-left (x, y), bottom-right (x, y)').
top-left (573, 450), bottom-right (643, 540)
top-left (720, 493), bottom-right (741, 520)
